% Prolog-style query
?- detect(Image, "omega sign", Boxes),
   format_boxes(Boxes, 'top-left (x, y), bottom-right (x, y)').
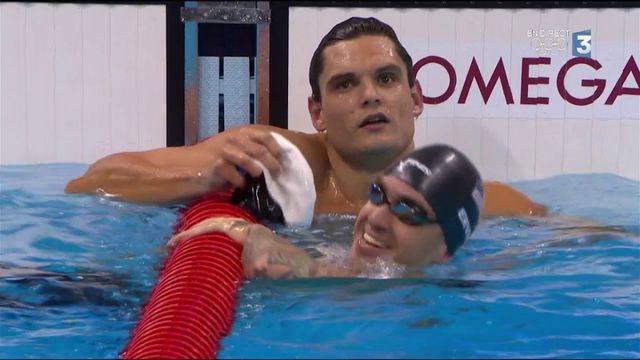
top-left (411, 55), bottom-right (639, 106)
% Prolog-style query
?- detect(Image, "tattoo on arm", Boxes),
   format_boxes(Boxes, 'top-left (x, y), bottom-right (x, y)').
top-left (240, 230), bottom-right (318, 279)
top-left (238, 224), bottom-right (355, 279)
top-left (266, 250), bottom-right (318, 279)
top-left (264, 251), bottom-right (353, 279)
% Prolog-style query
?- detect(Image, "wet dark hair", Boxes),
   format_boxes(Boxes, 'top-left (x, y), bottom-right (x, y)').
top-left (308, 17), bottom-right (415, 101)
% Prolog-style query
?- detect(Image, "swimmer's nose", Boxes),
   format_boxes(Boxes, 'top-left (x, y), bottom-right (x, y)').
top-left (368, 202), bottom-right (393, 233)
top-left (361, 78), bottom-right (381, 106)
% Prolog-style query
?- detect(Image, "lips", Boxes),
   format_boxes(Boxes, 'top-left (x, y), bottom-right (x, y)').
top-left (359, 113), bottom-right (390, 128)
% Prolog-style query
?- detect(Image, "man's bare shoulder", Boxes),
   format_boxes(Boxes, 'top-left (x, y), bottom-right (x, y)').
top-left (263, 125), bottom-right (324, 148)
top-left (482, 181), bottom-right (548, 217)
top-left (197, 124), bottom-right (323, 151)
top-left (244, 125), bottom-right (330, 181)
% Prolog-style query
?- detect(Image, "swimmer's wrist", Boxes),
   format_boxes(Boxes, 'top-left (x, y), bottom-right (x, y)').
top-left (241, 231), bottom-right (319, 279)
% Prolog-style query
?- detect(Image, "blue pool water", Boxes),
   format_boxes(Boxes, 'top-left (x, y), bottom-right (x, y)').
top-left (1, 164), bottom-right (639, 358)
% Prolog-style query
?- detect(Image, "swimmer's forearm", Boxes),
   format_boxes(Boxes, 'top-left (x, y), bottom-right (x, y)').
top-left (241, 229), bottom-right (353, 279)
top-left (261, 248), bottom-right (353, 279)
top-left (168, 216), bottom-right (351, 279)
top-left (546, 215), bottom-right (636, 237)
top-left (241, 232), bottom-right (317, 279)
top-left (64, 149), bottom-right (216, 205)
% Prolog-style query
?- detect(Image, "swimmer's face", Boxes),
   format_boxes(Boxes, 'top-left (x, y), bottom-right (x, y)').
top-left (349, 175), bottom-right (449, 267)
top-left (308, 35), bottom-right (423, 162)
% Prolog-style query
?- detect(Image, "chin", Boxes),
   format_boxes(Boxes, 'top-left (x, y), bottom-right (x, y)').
top-left (369, 135), bottom-right (410, 152)
top-left (357, 141), bottom-right (401, 158)
top-left (347, 243), bottom-right (374, 264)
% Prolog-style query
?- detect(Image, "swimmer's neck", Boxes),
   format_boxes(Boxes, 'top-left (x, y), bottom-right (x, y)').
top-left (314, 199), bottom-right (360, 215)
top-left (318, 140), bottom-right (414, 211)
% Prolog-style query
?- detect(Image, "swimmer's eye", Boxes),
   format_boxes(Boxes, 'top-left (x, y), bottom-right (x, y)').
top-left (378, 72), bottom-right (397, 85)
top-left (336, 80), bottom-right (353, 90)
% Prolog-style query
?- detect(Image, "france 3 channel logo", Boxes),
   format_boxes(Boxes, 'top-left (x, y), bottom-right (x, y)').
top-left (527, 29), bottom-right (592, 58)
top-left (572, 30), bottom-right (592, 58)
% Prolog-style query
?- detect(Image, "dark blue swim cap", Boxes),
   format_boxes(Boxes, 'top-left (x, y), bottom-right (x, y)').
top-left (386, 144), bottom-right (484, 256)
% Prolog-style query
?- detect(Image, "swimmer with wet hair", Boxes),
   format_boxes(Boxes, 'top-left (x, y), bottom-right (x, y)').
top-left (167, 144), bottom-right (483, 279)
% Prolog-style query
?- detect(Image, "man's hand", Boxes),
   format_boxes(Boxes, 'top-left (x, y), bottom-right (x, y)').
top-left (167, 216), bottom-right (256, 250)
top-left (205, 128), bottom-right (283, 190)
top-left (64, 125), bottom-right (288, 205)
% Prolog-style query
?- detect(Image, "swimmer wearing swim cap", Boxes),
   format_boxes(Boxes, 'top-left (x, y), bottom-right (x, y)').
top-left (168, 144), bottom-right (483, 278)
top-left (350, 144), bottom-right (483, 266)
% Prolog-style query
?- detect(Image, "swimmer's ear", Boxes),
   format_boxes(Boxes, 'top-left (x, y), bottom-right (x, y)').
top-left (308, 96), bottom-right (326, 132)
top-left (411, 80), bottom-right (424, 120)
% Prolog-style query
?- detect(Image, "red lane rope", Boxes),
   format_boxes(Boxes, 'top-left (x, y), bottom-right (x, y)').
top-left (121, 194), bottom-right (255, 359)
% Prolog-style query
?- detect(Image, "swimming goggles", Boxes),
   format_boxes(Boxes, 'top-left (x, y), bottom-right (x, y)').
top-left (368, 183), bottom-right (435, 226)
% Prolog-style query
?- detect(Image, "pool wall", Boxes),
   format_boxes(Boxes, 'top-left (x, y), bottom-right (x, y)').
top-left (0, 3), bottom-right (166, 165)
top-left (1, 4), bottom-right (638, 182)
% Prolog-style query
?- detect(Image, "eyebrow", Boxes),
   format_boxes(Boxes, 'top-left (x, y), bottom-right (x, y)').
top-left (326, 72), bottom-right (356, 87)
top-left (375, 64), bottom-right (403, 76)
top-left (326, 63), bottom-right (404, 87)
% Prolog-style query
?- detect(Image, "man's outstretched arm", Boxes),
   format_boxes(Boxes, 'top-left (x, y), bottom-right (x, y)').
top-left (167, 216), bottom-right (355, 279)
top-left (64, 125), bottom-right (289, 205)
